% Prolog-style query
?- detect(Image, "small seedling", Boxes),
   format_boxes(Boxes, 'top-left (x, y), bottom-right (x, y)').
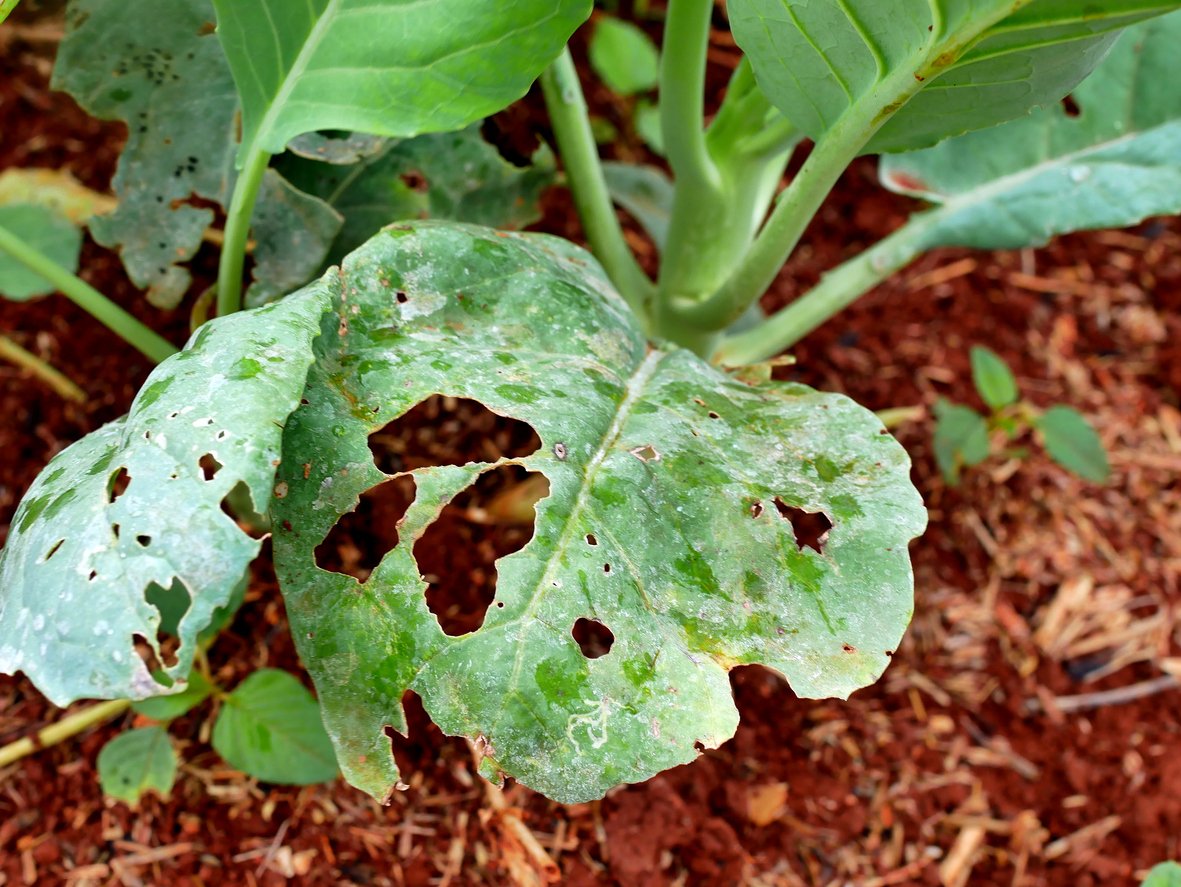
top-left (933, 345), bottom-right (1110, 485)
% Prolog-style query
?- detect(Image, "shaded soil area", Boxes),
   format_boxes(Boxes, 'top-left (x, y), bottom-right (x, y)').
top-left (3, 12), bottom-right (1180, 887)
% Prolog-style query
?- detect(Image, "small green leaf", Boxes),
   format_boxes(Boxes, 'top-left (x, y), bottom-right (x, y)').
top-left (882, 13), bottom-right (1181, 251)
top-left (1143, 862), bottom-right (1181, 887)
top-left (132, 669), bottom-right (213, 721)
top-left (0, 285), bottom-right (330, 706)
top-left (933, 399), bottom-right (990, 485)
top-left (212, 0), bottom-right (590, 165)
top-left (277, 126), bottom-right (554, 265)
top-left (97, 726), bottom-right (178, 805)
top-left (245, 170), bottom-right (343, 308)
top-left (589, 17), bottom-right (660, 96)
top-left (633, 99), bottom-right (665, 156)
top-left (271, 222), bottom-right (925, 805)
top-left (212, 669), bottom-right (338, 785)
top-left (0, 205), bottom-right (82, 301)
top-left (602, 162), bottom-right (673, 250)
top-left (969, 346), bottom-right (1019, 410)
top-left (1036, 405), bottom-right (1110, 482)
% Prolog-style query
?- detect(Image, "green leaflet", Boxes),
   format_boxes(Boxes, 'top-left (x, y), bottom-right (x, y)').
top-left (211, 668), bottom-right (338, 785)
top-left (132, 669), bottom-right (213, 721)
top-left (276, 126), bottom-right (555, 266)
top-left (0, 204), bottom-right (82, 301)
top-left (588, 17), bottom-right (660, 96)
top-left (933, 399), bottom-right (990, 485)
top-left (270, 222), bottom-right (926, 804)
top-left (212, 0), bottom-right (591, 165)
top-left (0, 286), bottom-right (329, 706)
top-left (1143, 863), bottom-right (1181, 887)
top-left (881, 12), bottom-right (1181, 250)
top-left (52, 0), bottom-right (345, 310)
top-left (97, 726), bottom-right (178, 804)
top-left (728, 0), bottom-right (1181, 155)
top-left (970, 346), bottom-right (1019, 411)
top-left (1036, 405), bottom-right (1109, 482)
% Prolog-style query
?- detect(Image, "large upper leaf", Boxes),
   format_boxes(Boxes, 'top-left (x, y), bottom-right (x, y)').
top-left (212, 0), bottom-right (591, 165)
top-left (728, 0), bottom-right (1181, 155)
top-left (270, 222), bottom-right (926, 804)
top-left (0, 287), bottom-right (328, 706)
top-left (276, 125), bottom-right (555, 266)
top-left (52, 0), bottom-right (344, 309)
top-left (880, 12), bottom-right (1181, 250)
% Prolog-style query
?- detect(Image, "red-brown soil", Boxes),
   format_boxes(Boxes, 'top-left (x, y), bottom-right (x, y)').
top-left (2, 11), bottom-right (1180, 887)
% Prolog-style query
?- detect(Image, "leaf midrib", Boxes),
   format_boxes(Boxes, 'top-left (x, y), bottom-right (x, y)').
top-left (252, 0), bottom-right (343, 155)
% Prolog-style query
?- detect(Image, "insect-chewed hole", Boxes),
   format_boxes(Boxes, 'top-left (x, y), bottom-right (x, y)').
top-left (107, 467), bottom-right (130, 503)
top-left (368, 395), bottom-right (540, 476)
top-left (382, 690), bottom-right (454, 788)
top-left (43, 539), bottom-right (65, 561)
top-left (572, 618), bottom-right (614, 659)
top-left (199, 453), bottom-right (222, 481)
top-left (144, 578), bottom-right (192, 669)
top-left (1061, 94), bottom-right (1081, 117)
top-left (773, 498), bottom-right (833, 554)
top-left (586, 533), bottom-right (598, 546)
top-left (315, 475), bottom-right (416, 582)
top-left (416, 464), bottom-right (548, 636)
top-left (221, 481), bottom-right (267, 539)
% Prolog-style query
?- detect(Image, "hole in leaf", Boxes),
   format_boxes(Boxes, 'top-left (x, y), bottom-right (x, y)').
top-left (315, 475), bottom-right (416, 582)
top-left (416, 465), bottom-right (547, 636)
top-left (107, 468), bottom-right (130, 503)
top-left (395, 290), bottom-right (408, 304)
top-left (750, 501), bottom-right (764, 518)
top-left (43, 539), bottom-right (65, 561)
top-left (136, 534), bottom-right (151, 547)
top-left (708, 411), bottom-right (720, 420)
top-left (603, 563), bottom-right (611, 574)
top-left (199, 453), bottom-right (222, 481)
top-left (773, 498), bottom-right (833, 554)
top-left (629, 444), bottom-right (660, 462)
top-left (221, 481), bottom-right (267, 539)
top-left (141, 578), bottom-right (191, 670)
top-left (369, 395), bottom-right (540, 475)
top-left (572, 618), bottom-right (614, 659)
top-left (842, 644), bottom-right (856, 654)
top-left (398, 170), bottom-right (429, 193)
top-left (133, 634), bottom-right (173, 683)
top-left (382, 690), bottom-right (462, 790)
top-left (586, 533), bottom-right (598, 546)
top-left (1061, 94), bottom-right (1081, 117)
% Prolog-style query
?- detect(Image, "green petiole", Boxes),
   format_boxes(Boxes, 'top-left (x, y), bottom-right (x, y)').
top-left (0, 223), bottom-right (177, 364)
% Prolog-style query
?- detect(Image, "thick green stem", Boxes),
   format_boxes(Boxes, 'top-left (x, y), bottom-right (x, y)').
top-left (0, 699), bottom-right (130, 769)
top-left (715, 214), bottom-right (936, 365)
top-left (0, 224), bottom-right (176, 363)
top-left (541, 49), bottom-right (654, 322)
top-left (0, 335), bottom-right (86, 402)
top-left (653, 12), bottom-right (798, 349)
top-left (659, 0), bottom-right (719, 191)
top-left (675, 115), bottom-right (871, 333)
top-left (216, 145), bottom-right (270, 317)
top-left (541, 52), bottom-right (654, 318)
top-left (0, 0), bottom-right (19, 24)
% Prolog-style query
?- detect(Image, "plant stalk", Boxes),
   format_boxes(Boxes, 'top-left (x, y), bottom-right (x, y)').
top-left (0, 0), bottom-right (19, 24)
top-left (540, 49), bottom-right (654, 322)
top-left (715, 213), bottom-right (936, 365)
top-left (215, 145), bottom-right (270, 317)
top-left (0, 699), bottom-right (130, 769)
top-left (0, 334), bottom-right (86, 402)
top-left (0, 224), bottom-right (177, 363)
